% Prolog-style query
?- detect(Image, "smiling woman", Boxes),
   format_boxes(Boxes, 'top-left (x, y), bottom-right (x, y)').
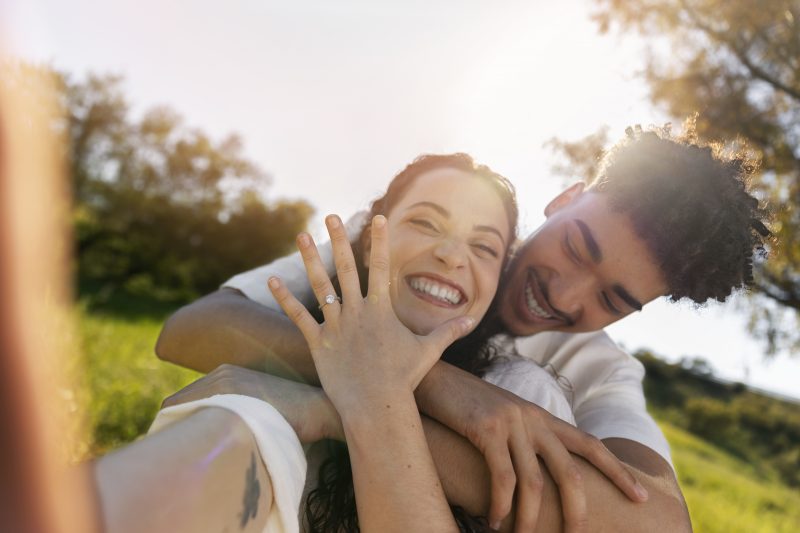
top-left (298, 153), bottom-right (519, 532)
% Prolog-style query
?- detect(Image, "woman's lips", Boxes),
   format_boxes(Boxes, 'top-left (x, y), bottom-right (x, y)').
top-left (405, 273), bottom-right (467, 309)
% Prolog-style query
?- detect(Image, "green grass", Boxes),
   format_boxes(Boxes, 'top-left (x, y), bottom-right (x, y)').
top-left (74, 306), bottom-right (800, 531)
top-left (663, 423), bottom-right (800, 533)
top-left (74, 303), bottom-right (199, 457)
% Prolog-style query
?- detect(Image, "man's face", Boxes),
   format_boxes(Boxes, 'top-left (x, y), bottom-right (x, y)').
top-left (498, 184), bottom-right (668, 336)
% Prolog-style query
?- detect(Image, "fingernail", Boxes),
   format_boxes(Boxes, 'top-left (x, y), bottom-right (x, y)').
top-left (373, 215), bottom-right (386, 227)
top-left (268, 277), bottom-right (280, 289)
top-left (462, 317), bottom-right (475, 330)
top-left (326, 214), bottom-right (340, 228)
top-left (635, 482), bottom-right (649, 500)
top-left (297, 233), bottom-right (311, 247)
top-left (490, 519), bottom-right (501, 530)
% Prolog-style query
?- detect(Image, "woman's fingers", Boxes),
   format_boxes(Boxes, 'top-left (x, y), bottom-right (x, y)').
top-left (366, 215), bottom-right (391, 300)
top-left (268, 276), bottom-right (321, 346)
top-left (536, 431), bottom-right (587, 533)
top-left (325, 214), bottom-right (363, 304)
top-left (553, 425), bottom-right (649, 503)
top-left (296, 232), bottom-right (341, 320)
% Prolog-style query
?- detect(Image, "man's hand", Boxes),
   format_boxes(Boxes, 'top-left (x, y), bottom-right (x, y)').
top-left (161, 364), bottom-right (342, 444)
top-left (416, 362), bottom-right (650, 532)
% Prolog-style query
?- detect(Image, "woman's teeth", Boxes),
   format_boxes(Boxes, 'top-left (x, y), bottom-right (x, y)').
top-left (525, 280), bottom-right (553, 319)
top-left (409, 277), bottom-right (463, 305)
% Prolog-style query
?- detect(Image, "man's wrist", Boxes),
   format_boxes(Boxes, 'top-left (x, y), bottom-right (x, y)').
top-left (415, 360), bottom-right (448, 413)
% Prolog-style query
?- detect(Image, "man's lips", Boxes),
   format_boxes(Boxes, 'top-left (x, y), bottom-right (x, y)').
top-left (518, 269), bottom-right (569, 325)
top-left (405, 273), bottom-right (468, 309)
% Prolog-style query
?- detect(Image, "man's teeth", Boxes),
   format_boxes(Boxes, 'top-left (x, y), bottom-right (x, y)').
top-left (410, 277), bottom-right (463, 305)
top-left (525, 280), bottom-right (553, 319)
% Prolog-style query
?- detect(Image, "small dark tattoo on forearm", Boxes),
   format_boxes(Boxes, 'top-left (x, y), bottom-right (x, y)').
top-left (239, 453), bottom-right (261, 529)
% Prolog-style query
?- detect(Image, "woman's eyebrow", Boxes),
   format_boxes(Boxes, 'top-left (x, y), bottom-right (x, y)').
top-left (407, 201), bottom-right (449, 217)
top-left (407, 201), bottom-right (506, 245)
top-left (474, 225), bottom-right (507, 246)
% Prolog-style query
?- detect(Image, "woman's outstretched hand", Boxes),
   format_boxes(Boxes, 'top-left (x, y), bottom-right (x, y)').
top-left (270, 214), bottom-right (465, 533)
top-left (267, 214), bottom-right (473, 417)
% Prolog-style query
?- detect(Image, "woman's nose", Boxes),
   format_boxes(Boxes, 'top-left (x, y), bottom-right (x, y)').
top-left (433, 239), bottom-right (467, 269)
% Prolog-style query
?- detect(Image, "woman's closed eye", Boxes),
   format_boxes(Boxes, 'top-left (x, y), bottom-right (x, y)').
top-left (471, 242), bottom-right (500, 259)
top-left (409, 218), bottom-right (440, 233)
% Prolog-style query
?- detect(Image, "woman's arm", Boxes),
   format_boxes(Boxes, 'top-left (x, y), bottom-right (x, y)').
top-left (93, 407), bottom-right (274, 533)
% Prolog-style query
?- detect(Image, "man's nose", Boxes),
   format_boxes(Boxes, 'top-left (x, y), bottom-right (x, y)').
top-left (433, 238), bottom-right (467, 269)
top-left (548, 271), bottom-right (593, 322)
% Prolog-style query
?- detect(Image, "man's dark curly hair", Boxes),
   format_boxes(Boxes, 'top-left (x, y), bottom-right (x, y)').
top-left (587, 121), bottom-right (771, 304)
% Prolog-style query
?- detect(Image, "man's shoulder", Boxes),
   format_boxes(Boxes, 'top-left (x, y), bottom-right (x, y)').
top-left (513, 330), bottom-right (624, 362)
top-left (511, 330), bottom-right (644, 384)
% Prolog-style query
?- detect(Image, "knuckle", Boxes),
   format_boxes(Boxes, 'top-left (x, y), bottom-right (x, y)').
top-left (525, 472), bottom-right (545, 492)
top-left (336, 261), bottom-right (357, 275)
top-left (370, 256), bottom-right (390, 270)
top-left (585, 435), bottom-right (608, 458)
top-left (566, 464), bottom-right (584, 485)
top-left (288, 307), bottom-right (307, 324)
top-left (572, 513), bottom-right (589, 531)
top-left (475, 415), bottom-right (502, 437)
top-left (495, 468), bottom-right (516, 489)
top-left (311, 278), bottom-right (330, 293)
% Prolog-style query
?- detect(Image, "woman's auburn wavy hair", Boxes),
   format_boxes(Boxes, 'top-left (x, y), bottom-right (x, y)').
top-left (304, 153), bottom-right (519, 533)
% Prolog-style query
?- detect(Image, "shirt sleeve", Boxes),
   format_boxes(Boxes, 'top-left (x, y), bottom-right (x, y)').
top-left (149, 394), bottom-right (307, 533)
top-left (222, 211), bottom-right (367, 311)
top-left (574, 364), bottom-right (673, 468)
top-left (483, 357), bottom-right (577, 425)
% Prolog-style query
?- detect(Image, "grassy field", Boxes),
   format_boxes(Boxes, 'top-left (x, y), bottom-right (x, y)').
top-left (74, 306), bottom-right (800, 532)
top-left (73, 304), bottom-right (200, 457)
top-left (664, 423), bottom-right (800, 532)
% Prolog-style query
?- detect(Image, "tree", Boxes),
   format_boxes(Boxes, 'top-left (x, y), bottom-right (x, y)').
top-left (5, 63), bottom-right (313, 303)
top-left (551, 0), bottom-right (800, 354)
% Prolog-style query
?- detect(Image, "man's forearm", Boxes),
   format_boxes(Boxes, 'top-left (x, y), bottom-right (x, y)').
top-left (155, 289), bottom-right (319, 384)
top-left (422, 417), bottom-right (691, 532)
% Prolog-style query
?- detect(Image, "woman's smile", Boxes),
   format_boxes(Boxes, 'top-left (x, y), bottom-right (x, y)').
top-left (406, 273), bottom-right (467, 308)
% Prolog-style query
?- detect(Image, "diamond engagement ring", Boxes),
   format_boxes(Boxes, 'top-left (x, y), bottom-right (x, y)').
top-left (319, 294), bottom-right (341, 309)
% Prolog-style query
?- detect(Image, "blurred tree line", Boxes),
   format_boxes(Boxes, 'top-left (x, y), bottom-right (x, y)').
top-left (638, 351), bottom-right (800, 487)
top-left (549, 0), bottom-right (800, 355)
top-left (6, 63), bottom-right (312, 305)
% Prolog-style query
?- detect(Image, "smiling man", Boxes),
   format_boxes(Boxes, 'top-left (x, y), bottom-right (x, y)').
top-left (156, 125), bottom-right (770, 532)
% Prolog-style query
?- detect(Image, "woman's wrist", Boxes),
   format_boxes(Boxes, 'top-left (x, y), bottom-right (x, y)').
top-left (337, 388), bottom-right (418, 436)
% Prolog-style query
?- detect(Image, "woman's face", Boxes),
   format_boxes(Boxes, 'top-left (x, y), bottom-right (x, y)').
top-left (366, 167), bottom-right (512, 335)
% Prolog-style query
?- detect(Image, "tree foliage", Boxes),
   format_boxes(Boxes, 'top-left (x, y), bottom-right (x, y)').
top-left (550, 0), bottom-right (800, 354)
top-left (5, 63), bottom-right (313, 303)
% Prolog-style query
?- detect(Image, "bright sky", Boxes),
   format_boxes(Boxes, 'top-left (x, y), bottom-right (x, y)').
top-left (5, 0), bottom-right (799, 399)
